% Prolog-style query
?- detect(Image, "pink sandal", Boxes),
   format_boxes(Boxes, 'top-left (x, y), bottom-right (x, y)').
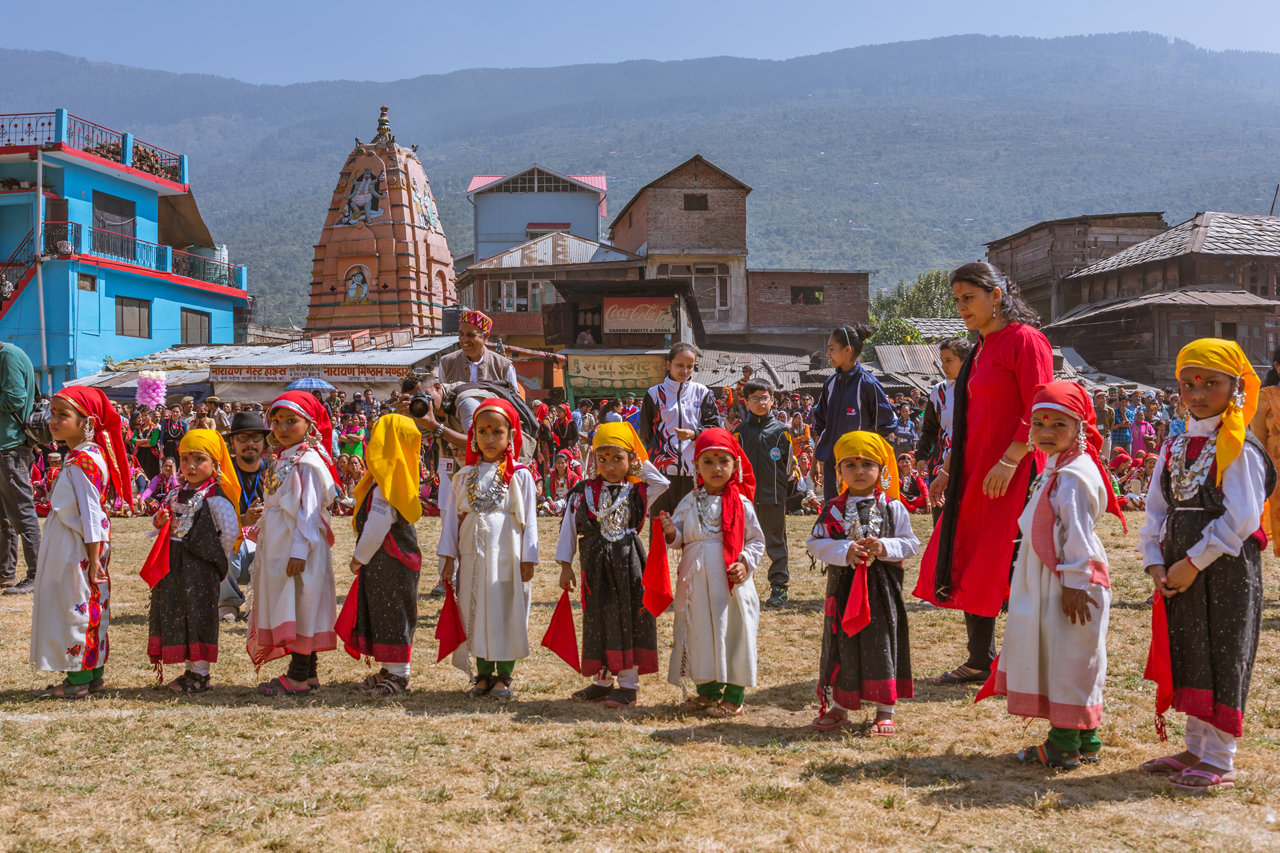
top-left (870, 718), bottom-right (896, 737)
top-left (1169, 769), bottom-right (1235, 793)
top-left (1139, 756), bottom-right (1194, 776)
top-left (810, 712), bottom-right (849, 732)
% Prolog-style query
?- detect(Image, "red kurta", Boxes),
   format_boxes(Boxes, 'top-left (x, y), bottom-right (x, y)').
top-left (913, 322), bottom-right (1053, 617)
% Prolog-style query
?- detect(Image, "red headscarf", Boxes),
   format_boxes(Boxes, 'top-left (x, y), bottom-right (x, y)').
top-left (465, 398), bottom-right (523, 484)
top-left (55, 386), bottom-right (132, 507)
top-left (558, 403), bottom-right (574, 428)
top-left (535, 402), bottom-right (550, 424)
top-left (549, 448), bottom-right (581, 496)
top-left (1030, 381), bottom-right (1126, 533)
top-left (269, 390), bottom-right (340, 484)
top-left (693, 428), bottom-right (756, 584)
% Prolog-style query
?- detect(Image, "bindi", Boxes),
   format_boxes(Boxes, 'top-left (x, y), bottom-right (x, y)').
top-left (1194, 375), bottom-right (1201, 381)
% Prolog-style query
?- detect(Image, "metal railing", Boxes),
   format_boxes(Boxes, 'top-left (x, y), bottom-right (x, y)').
top-left (171, 247), bottom-right (233, 287)
top-left (66, 115), bottom-right (124, 163)
top-left (87, 227), bottom-right (165, 271)
top-left (130, 141), bottom-right (181, 182)
top-left (0, 113), bottom-right (56, 147)
top-left (42, 222), bottom-right (81, 256)
top-left (0, 230), bottom-right (35, 303)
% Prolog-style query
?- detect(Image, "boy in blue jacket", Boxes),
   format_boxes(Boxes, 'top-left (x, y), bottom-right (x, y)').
top-left (733, 378), bottom-right (794, 608)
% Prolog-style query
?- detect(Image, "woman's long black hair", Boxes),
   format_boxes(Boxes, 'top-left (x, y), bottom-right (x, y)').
top-left (950, 262), bottom-right (1040, 328)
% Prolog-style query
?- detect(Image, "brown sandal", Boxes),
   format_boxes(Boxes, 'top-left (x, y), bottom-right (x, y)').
top-left (167, 672), bottom-right (212, 694)
top-left (358, 668), bottom-right (389, 692)
top-left (369, 673), bottom-right (409, 697)
top-left (466, 674), bottom-right (495, 698)
top-left (34, 680), bottom-right (88, 700)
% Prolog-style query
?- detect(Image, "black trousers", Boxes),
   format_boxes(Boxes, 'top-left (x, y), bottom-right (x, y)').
top-left (963, 612), bottom-right (997, 671)
top-left (0, 448), bottom-right (40, 581)
top-left (754, 501), bottom-right (789, 588)
top-left (650, 474), bottom-right (695, 518)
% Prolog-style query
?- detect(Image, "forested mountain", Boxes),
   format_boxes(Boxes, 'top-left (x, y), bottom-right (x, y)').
top-left (3, 32), bottom-right (1280, 325)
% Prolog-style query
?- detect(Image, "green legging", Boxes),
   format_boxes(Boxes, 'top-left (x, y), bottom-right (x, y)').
top-left (65, 667), bottom-right (103, 686)
top-left (1048, 726), bottom-right (1101, 754)
top-left (696, 681), bottom-right (745, 706)
top-left (476, 658), bottom-right (515, 677)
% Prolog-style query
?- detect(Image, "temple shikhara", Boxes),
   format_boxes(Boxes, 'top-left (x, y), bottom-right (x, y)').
top-left (306, 107), bottom-right (455, 335)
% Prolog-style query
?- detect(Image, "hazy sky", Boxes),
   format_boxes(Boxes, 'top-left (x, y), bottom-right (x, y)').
top-left (7, 0), bottom-right (1278, 85)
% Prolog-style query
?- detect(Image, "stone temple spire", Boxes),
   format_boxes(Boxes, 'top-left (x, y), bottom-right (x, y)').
top-left (372, 106), bottom-right (394, 144)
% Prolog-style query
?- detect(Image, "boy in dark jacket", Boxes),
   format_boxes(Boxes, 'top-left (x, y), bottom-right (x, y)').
top-left (733, 378), bottom-right (794, 608)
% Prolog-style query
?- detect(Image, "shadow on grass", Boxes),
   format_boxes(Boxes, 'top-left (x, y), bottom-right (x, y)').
top-left (798, 751), bottom-right (1171, 807)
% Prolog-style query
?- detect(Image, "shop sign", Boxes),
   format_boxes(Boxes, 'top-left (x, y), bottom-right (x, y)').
top-left (210, 364), bottom-right (412, 383)
top-left (602, 297), bottom-right (677, 334)
top-left (565, 352), bottom-right (666, 390)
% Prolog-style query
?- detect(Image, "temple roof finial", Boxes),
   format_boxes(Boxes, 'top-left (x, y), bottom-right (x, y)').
top-left (373, 106), bottom-right (393, 143)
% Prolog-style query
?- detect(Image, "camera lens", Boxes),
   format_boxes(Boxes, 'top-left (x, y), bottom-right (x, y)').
top-left (408, 394), bottom-right (431, 419)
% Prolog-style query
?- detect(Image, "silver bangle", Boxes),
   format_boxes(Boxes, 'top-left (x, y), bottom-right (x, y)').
top-left (996, 457), bottom-right (1018, 469)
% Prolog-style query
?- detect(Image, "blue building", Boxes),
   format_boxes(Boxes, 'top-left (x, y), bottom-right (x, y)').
top-left (465, 166), bottom-right (607, 265)
top-left (0, 109), bottom-right (248, 392)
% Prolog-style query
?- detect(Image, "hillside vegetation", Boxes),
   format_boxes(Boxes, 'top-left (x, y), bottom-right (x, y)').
top-left (3, 33), bottom-right (1280, 325)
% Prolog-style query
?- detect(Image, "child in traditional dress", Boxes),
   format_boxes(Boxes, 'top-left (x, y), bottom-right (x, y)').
top-left (540, 449), bottom-right (581, 517)
top-left (1139, 339), bottom-right (1274, 792)
top-left (807, 431), bottom-right (918, 734)
top-left (336, 414), bottom-right (423, 697)
top-left (438, 398), bottom-right (538, 700)
top-left (556, 422), bottom-right (669, 708)
top-left (657, 428), bottom-right (765, 716)
top-left (145, 429), bottom-right (241, 693)
top-left (30, 388), bottom-right (132, 698)
top-left (979, 382), bottom-right (1123, 767)
top-left (251, 391), bottom-right (340, 696)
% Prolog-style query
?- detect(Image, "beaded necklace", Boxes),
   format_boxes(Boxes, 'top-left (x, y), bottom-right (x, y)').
top-left (264, 445), bottom-right (308, 495)
top-left (587, 481), bottom-right (633, 542)
top-left (466, 462), bottom-right (508, 513)
top-left (169, 478), bottom-right (218, 538)
top-left (694, 487), bottom-right (723, 534)
top-left (832, 494), bottom-right (884, 540)
top-left (1167, 431), bottom-right (1218, 502)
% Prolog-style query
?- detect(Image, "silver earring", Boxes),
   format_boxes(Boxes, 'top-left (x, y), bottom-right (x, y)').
top-left (84, 417), bottom-right (96, 443)
top-left (1231, 389), bottom-right (1246, 411)
top-left (880, 471), bottom-right (891, 491)
top-left (1076, 427), bottom-right (1088, 454)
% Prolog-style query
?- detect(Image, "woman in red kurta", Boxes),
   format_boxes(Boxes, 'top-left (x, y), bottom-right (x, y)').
top-left (913, 262), bottom-right (1053, 684)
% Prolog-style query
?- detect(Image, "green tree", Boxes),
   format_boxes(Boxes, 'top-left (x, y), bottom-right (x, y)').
top-left (866, 269), bottom-right (956, 349)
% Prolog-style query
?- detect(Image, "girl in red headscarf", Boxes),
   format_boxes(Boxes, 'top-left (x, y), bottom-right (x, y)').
top-left (978, 381), bottom-right (1125, 768)
top-left (539, 449), bottom-right (581, 517)
top-left (250, 391), bottom-right (339, 696)
top-left (30, 387), bottom-right (132, 699)
top-left (656, 428), bottom-right (765, 716)
top-left (437, 399), bottom-right (539, 700)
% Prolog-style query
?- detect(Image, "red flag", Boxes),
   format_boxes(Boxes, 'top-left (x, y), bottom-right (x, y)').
top-left (642, 525), bottom-right (673, 617)
top-left (334, 574), bottom-right (361, 660)
top-left (1144, 592), bottom-right (1175, 741)
top-left (435, 581), bottom-right (466, 662)
top-left (840, 562), bottom-right (871, 637)
top-left (974, 654), bottom-right (1001, 703)
top-left (541, 587), bottom-right (580, 672)
top-left (139, 520), bottom-right (171, 589)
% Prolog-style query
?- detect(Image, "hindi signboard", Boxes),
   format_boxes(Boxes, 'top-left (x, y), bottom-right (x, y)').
top-left (602, 297), bottom-right (677, 335)
top-left (564, 351), bottom-right (667, 392)
top-left (209, 364), bottom-right (411, 383)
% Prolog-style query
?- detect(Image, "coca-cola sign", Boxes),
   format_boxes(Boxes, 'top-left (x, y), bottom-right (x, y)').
top-left (603, 297), bottom-right (677, 334)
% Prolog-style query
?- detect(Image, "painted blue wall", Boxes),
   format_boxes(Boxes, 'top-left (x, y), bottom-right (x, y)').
top-left (473, 191), bottom-right (600, 261)
top-left (58, 159), bottom-right (160, 244)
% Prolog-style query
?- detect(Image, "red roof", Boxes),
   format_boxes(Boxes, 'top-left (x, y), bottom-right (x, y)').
top-left (466, 173), bottom-right (607, 193)
top-left (527, 222), bottom-right (571, 230)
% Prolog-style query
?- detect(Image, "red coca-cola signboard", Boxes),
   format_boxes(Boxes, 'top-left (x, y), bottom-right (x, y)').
top-left (603, 297), bottom-right (677, 334)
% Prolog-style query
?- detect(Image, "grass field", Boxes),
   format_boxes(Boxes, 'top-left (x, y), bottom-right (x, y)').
top-left (0, 511), bottom-right (1275, 852)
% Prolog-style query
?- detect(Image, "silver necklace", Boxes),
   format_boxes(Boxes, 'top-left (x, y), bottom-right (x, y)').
top-left (170, 479), bottom-right (217, 538)
top-left (694, 488), bottom-right (723, 534)
top-left (466, 464), bottom-right (508, 513)
top-left (588, 481), bottom-right (634, 542)
top-left (834, 495), bottom-right (883, 540)
top-left (1167, 431), bottom-right (1217, 502)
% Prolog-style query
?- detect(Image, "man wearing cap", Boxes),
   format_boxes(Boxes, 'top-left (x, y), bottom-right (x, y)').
top-left (219, 411), bottom-right (271, 621)
top-left (208, 398), bottom-right (232, 434)
top-left (438, 310), bottom-right (520, 394)
top-left (180, 396), bottom-right (196, 428)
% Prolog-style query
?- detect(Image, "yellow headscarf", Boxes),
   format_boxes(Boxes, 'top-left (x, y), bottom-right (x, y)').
top-left (352, 413), bottom-right (423, 529)
top-left (177, 428), bottom-right (241, 510)
top-left (1176, 338), bottom-right (1260, 484)
top-left (592, 422), bottom-right (649, 483)
top-left (833, 431), bottom-right (900, 501)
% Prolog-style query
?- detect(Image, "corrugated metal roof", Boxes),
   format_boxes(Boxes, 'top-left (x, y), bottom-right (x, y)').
top-left (983, 212), bottom-right (1166, 248)
top-left (694, 350), bottom-right (812, 392)
top-left (466, 232), bottom-right (643, 270)
top-left (216, 335), bottom-right (458, 369)
top-left (1044, 287), bottom-right (1276, 329)
top-left (1069, 212), bottom-right (1280, 278)
top-left (68, 368), bottom-right (212, 391)
top-left (903, 317), bottom-right (970, 340)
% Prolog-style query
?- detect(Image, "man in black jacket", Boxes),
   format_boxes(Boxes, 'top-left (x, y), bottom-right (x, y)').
top-left (733, 378), bottom-right (794, 608)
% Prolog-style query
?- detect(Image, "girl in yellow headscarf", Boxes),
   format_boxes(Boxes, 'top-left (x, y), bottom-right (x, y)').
top-left (144, 428), bottom-right (242, 694)
top-left (334, 414), bottom-right (423, 697)
top-left (554, 421), bottom-right (670, 708)
top-left (805, 431), bottom-right (919, 736)
top-left (1138, 338), bottom-right (1274, 791)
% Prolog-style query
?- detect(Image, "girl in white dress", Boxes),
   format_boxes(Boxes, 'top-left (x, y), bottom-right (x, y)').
top-left (658, 427), bottom-right (765, 716)
top-left (31, 387), bottom-right (133, 698)
top-left (251, 391), bottom-right (339, 696)
top-left (438, 398), bottom-right (538, 700)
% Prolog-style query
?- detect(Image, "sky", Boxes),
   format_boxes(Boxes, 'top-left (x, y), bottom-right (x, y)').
top-left (6, 0), bottom-right (1279, 86)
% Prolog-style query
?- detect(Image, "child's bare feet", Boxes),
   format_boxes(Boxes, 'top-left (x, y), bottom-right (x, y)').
top-left (706, 700), bottom-right (743, 717)
top-left (870, 711), bottom-right (895, 737)
top-left (810, 710), bottom-right (848, 731)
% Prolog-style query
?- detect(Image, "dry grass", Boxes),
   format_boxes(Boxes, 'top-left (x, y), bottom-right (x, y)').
top-left (0, 511), bottom-right (1276, 852)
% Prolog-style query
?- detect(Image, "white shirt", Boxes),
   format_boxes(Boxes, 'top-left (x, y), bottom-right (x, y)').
top-left (469, 358), bottom-right (520, 391)
top-left (1138, 413), bottom-right (1268, 569)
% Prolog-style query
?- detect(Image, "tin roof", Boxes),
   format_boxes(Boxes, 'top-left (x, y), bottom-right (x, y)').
top-left (1044, 286), bottom-right (1276, 330)
top-left (983, 212), bottom-right (1166, 248)
top-left (695, 350), bottom-right (813, 392)
top-left (902, 317), bottom-right (970, 341)
top-left (216, 335), bottom-right (458, 369)
top-left (1069, 212), bottom-right (1280, 278)
top-left (464, 232), bottom-right (643, 271)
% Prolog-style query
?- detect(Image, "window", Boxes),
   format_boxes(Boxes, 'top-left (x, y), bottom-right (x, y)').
top-left (683, 194), bottom-right (708, 211)
top-left (657, 263), bottom-right (730, 319)
top-left (1222, 322), bottom-right (1238, 341)
top-left (92, 191), bottom-right (136, 259)
top-left (77, 273), bottom-right (96, 292)
top-left (479, 168), bottom-right (591, 194)
top-left (115, 296), bottom-right (150, 338)
top-left (791, 286), bottom-right (824, 305)
top-left (181, 308), bottom-right (210, 344)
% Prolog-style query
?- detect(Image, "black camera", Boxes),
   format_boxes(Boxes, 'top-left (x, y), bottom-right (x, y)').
top-left (408, 393), bottom-right (434, 419)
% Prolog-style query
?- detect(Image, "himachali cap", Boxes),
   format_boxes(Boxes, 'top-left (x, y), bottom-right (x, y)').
top-left (460, 310), bottom-right (493, 335)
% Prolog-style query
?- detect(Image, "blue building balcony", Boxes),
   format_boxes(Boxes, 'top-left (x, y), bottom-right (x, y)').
top-left (0, 110), bottom-right (188, 185)
top-left (36, 222), bottom-right (247, 290)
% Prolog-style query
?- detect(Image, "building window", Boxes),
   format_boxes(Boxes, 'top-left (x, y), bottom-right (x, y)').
top-left (479, 168), bottom-right (591, 194)
top-left (92, 191), bottom-right (136, 259)
top-left (791, 286), bottom-right (824, 305)
top-left (657, 263), bottom-right (731, 318)
top-left (683, 194), bottom-right (708, 211)
top-left (115, 296), bottom-right (150, 338)
top-left (77, 273), bottom-right (97, 292)
top-left (181, 308), bottom-right (210, 344)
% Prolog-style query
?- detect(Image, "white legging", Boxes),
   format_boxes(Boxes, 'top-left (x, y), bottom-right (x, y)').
top-left (1186, 716), bottom-right (1237, 771)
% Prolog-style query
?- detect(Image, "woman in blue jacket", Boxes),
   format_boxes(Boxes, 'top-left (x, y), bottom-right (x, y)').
top-left (813, 325), bottom-right (898, 500)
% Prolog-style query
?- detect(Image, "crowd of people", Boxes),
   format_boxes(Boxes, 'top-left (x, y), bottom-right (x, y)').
top-left (0, 278), bottom-right (1272, 793)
